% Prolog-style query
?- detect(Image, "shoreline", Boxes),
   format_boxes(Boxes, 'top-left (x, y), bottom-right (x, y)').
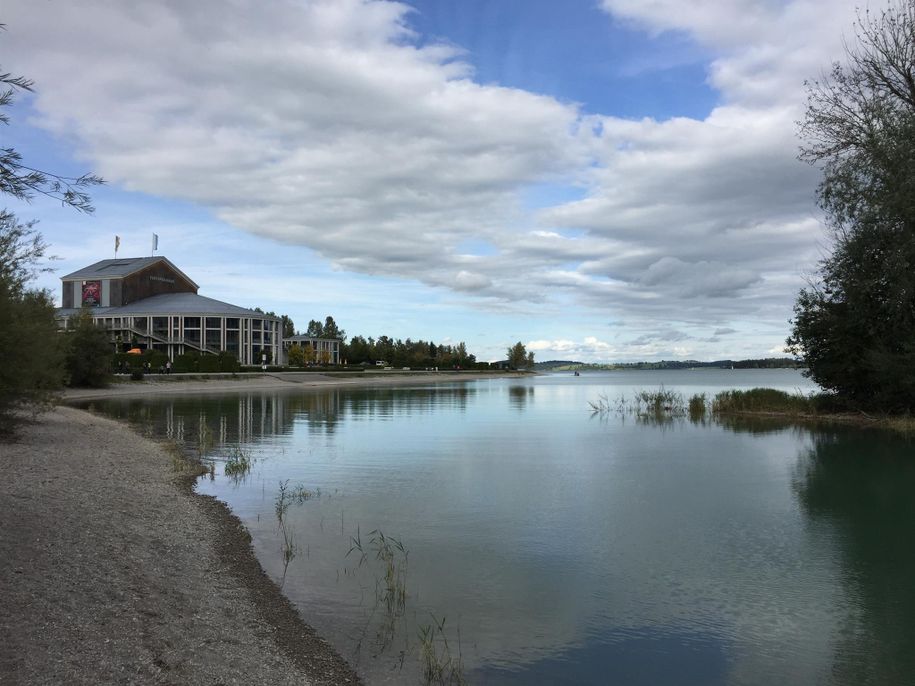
top-left (1, 405), bottom-right (361, 684)
top-left (62, 370), bottom-right (530, 401)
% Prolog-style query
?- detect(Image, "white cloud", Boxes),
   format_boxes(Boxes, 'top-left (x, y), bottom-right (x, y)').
top-left (4, 0), bottom-right (863, 360)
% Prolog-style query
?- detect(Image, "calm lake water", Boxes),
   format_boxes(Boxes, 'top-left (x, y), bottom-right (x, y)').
top-left (78, 370), bottom-right (915, 685)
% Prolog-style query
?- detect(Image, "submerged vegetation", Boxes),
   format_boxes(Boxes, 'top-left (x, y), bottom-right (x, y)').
top-left (223, 445), bottom-right (252, 478)
top-left (274, 480), bottom-right (314, 583)
top-left (348, 527), bottom-right (409, 618)
top-left (418, 615), bottom-right (466, 686)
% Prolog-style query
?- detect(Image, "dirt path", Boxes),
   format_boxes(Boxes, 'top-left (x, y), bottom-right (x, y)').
top-left (0, 406), bottom-right (360, 685)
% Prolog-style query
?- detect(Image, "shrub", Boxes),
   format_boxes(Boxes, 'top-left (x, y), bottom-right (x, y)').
top-left (217, 351), bottom-right (240, 372)
top-left (173, 353), bottom-right (199, 373)
top-left (64, 310), bottom-right (112, 388)
top-left (197, 354), bottom-right (220, 373)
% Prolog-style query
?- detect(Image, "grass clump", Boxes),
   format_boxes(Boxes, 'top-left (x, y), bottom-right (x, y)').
top-left (223, 445), bottom-right (252, 478)
top-left (712, 388), bottom-right (815, 415)
top-left (275, 479), bottom-right (315, 525)
top-left (348, 528), bottom-right (409, 617)
top-left (688, 393), bottom-right (707, 421)
top-left (634, 387), bottom-right (685, 416)
top-left (165, 439), bottom-right (208, 477)
top-left (418, 615), bottom-right (465, 686)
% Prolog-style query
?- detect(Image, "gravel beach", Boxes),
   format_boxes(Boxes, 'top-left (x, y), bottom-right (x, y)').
top-left (0, 405), bottom-right (361, 685)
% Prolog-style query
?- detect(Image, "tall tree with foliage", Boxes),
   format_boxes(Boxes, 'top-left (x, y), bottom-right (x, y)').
top-left (787, 2), bottom-right (915, 410)
top-left (507, 341), bottom-right (535, 370)
top-left (0, 212), bottom-right (64, 433)
top-left (322, 315), bottom-right (345, 340)
top-left (305, 318), bottom-right (324, 337)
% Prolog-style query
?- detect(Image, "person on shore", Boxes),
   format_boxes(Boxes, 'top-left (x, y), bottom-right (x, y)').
top-left (166, 360), bottom-right (172, 375)
top-left (261, 353), bottom-right (267, 371)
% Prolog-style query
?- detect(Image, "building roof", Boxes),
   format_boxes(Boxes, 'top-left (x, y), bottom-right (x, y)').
top-left (55, 292), bottom-right (279, 319)
top-left (61, 256), bottom-right (198, 288)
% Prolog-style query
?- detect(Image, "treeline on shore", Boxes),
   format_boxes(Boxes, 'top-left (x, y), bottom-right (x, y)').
top-left (536, 357), bottom-right (803, 372)
top-left (341, 336), bottom-right (481, 369)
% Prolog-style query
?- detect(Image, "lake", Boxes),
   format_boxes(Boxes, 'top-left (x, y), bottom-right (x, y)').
top-left (77, 370), bottom-right (915, 685)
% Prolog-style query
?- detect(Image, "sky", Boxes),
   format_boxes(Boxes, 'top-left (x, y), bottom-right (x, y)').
top-left (1, 0), bottom-right (865, 362)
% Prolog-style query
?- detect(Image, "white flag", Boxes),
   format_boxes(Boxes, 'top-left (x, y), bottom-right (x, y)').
top-left (152, 233), bottom-right (159, 253)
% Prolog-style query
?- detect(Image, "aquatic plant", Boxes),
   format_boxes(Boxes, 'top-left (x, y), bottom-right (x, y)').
top-left (275, 479), bottom-right (315, 525)
top-left (275, 480), bottom-right (292, 524)
top-left (280, 521), bottom-right (297, 583)
top-left (711, 388), bottom-right (815, 416)
top-left (347, 528), bottom-right (409, 616)
top-left (418, 615), bottom-right (465, 686)
top-left (165, 438), bottom-right (209, 476)
top-left (589, 388), bottom-right (686, 419)
top-left (195, 419), bottom-right (213, 464)
top-left (634, 387), bottom-right (685, 416)
top-left (688, 393), bottom-right (708, 421)
top-left (223, 445), bottom-right (252, 478)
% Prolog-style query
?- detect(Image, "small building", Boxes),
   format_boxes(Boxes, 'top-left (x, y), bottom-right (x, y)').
top-left (282, 334), bottom-right (341, 366)
top-left (55, 256), bottom-right (281, 365)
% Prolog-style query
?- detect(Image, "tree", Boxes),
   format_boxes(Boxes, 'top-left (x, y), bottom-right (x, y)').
top-left (64, 310), bottom-right (112, 387)
top-left (305, 319), bottom-right (324, 337)
top-left (0, 212), bottom-right (65, 433)
top-left (788, 2), bottom-right (915, 410)
top-left (0, 60), bottom-right (103, 434)
top-left (507, 341), bottom-right (534, 370)
top-left (279, 314), bottom-right (295, 338)
top-left (1, 71), bottom-right (102, 211)
top-left (287, 344), bottom-right (306, 367)
top-left (323, 315), bottom-right (345, 341)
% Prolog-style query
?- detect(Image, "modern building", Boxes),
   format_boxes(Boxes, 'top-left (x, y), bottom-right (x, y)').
top-left (55, 256), bottom-right (281, 365)
top-left (282, 334), bottom-right (341, 365)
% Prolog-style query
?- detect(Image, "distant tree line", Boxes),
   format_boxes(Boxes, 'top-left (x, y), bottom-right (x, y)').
top-left (343, 335), bottom-right (478, 369)
top-left (535, 357), bottom-right (802, 372)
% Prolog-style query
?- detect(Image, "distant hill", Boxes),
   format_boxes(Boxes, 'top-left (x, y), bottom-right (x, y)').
top-left (534, 357), bottom-right (803, 372)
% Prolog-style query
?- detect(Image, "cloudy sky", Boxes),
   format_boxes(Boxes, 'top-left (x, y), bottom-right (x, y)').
top-left (3, 0), bottom-right (862, 362)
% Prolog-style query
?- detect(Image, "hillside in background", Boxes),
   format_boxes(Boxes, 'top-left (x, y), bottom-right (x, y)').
top-left (534, 358), bottom-right (803, 372)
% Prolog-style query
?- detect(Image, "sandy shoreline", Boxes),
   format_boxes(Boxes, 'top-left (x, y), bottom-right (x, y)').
top-left (0, 406), bottom-right (361, 685)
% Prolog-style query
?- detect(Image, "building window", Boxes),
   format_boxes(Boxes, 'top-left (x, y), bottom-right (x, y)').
top-left (206, 329), bottom-right (221, 350)
top-left (152, 316), bottom-right (169, 339)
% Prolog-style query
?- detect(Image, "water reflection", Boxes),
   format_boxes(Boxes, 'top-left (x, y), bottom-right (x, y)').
top-left (794, 430), bottom-right (915, 685)
top-left (85, 384), bottom-right (477, 455)
top-left (508, 384), bottom-right (534, 411)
